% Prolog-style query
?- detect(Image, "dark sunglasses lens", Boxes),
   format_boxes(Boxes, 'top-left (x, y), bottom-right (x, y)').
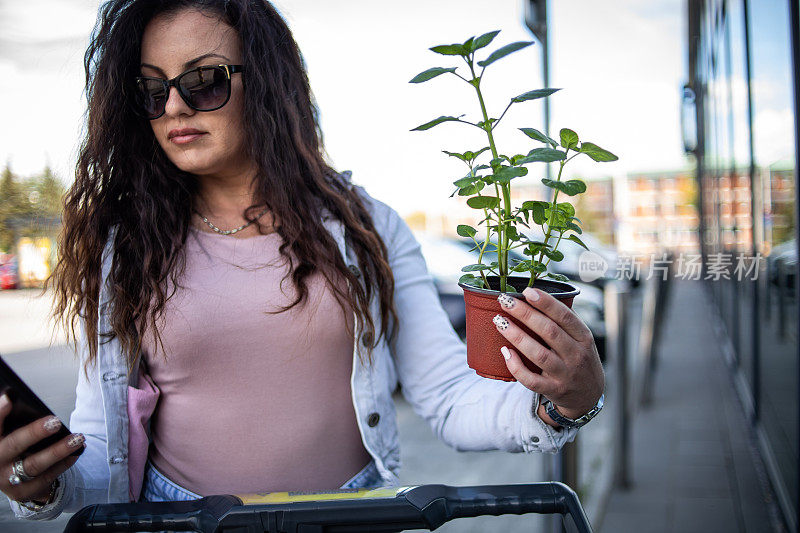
top-left (179, 66), bottom-right (229, 110)
top-left (136, 78), bottom-right (167, 118)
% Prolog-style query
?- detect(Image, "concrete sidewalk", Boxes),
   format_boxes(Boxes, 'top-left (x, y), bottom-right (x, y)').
top-left (600, 280), bottom-right (785, 533)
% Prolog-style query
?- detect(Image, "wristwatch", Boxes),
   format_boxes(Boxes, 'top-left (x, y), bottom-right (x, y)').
top-left (542, 393), bottom-right (604, 429)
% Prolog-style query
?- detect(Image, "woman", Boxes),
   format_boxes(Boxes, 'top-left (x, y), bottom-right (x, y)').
top-left (1, 0), bottom-right (604, 519)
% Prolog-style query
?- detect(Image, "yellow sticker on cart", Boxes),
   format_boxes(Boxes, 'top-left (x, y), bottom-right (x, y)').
top-left (235, 486), bottom-right (415, 505)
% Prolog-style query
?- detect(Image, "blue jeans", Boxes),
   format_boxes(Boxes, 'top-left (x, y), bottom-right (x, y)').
top-left (141, 458), bottom-right (385, 502)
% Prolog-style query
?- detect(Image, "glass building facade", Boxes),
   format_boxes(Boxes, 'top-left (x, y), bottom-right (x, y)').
top-left (686, 0), bottom-right (799, 529)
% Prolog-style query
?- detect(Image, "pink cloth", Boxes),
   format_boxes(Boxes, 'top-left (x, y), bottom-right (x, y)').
top-left (127, 366), bottom-right (160, 502)
top-left (139, 227), bottom-right (371, 496)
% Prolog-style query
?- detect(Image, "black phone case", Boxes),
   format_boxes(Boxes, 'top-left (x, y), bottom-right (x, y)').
top-left (0, 355), bottom-right (84, 458)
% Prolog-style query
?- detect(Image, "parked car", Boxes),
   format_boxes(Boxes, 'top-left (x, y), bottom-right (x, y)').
top-left (413, 232), bottom-right (607, 363)
top-left (767, 238), bottom-right (796, 292)
top-left (0, 254), bottom-right (19, 290)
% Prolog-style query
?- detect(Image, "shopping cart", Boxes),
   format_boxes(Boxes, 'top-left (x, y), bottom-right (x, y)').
top-left (63, 481), bottom-right (592, 532)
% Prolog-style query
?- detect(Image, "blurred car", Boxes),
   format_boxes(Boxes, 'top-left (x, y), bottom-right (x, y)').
top-left (413, 232), bottom-right (607, 363)
top-left (517, 227), bottom-right (619, 289)
top-left (0, 254), bottom-right (19, 290)
top-left (767, 238), bottom-right (796, 291)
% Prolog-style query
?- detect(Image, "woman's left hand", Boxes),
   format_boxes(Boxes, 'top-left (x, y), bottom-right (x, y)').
top-left (494, 286), bottom-right (605, 424)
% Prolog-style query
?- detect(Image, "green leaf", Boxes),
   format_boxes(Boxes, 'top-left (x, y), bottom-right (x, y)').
top-left (580, 142), bottom-right (619, 162)
top-left (457, 224), bottom-right (477, 238)
top-left (442, 150), bottom-right (467, 161)
top-left (546, 272), bottom-right (570, 282)
top-left (506, 226), bottom-right (520, 241)
top-left (524, 243), bottom-right (547, 256)
top-left (541, 178), bottom-right (586, 196)
top-left (411, 115), bottom-right (463, 131)
top-left (511, 261), bottom-right (531, 272)
top-left (430, 43), bottom-right (467, 56)
top-left (522, 200), bottom-right (549, 224)
top-left (520, 148), bottom-right (567, 164)
top-left (494, 165), bottom-right (528, 184)
top-left (567, 234), bottom-right (589, 250)
top-left (522, 200), bottom-right (550, 210)
top-left (511, 88), bottom-right (560, 103)
top-left (471, 30), bottom-right (502, 51)
top-left (461, 263), bottom-right (492, 272)
top-left (542, 248), bottom-right (564, 262)
top-left (560, 128), bottom-right (579, 150)
top-left (532, 261), bottom-right (547, 273)
top-left (556, 202), bottom-right (575, 218)
top-left (453, 175), bottom-right (475, 187)
top-left (458, 182), bottom-right (485, 195)
top-left (467, 196), bottom-right (500, 209)
top-left (409, 67), bottom-right (458, 83)
top-left (458, 273), bottom-right (485, 288)
top-left (563, 179), bottom-right (587, 195)
top-left (476, 118), bottom-right (497, 130)
top-left (565, 221), bottom-right (583, 234)
top-left (465, 147), bottom-right (491, 161)
top-left (477, 40), bottom-right (534, 67)
top-left (519, 127), bottom-right (559, 147)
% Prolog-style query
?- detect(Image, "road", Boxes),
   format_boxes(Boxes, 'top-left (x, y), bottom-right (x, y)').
top-left (0, 289), bottom-right (552, 532)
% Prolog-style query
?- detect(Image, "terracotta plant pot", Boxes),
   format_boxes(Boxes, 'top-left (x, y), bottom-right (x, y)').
top-left (458, 275), bottom-right (580, 381)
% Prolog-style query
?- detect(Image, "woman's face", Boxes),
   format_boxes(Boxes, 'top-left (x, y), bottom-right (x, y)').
top-left (139, 8), bottom-right (251, 179)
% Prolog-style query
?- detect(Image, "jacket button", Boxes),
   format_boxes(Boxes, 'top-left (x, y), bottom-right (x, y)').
top-left (367, 413), bottom-right (380, 427)
top-left (102, 371), bottom-right (122, 382)
top-left (109, 454), bottom-right (127, 464)
top-left (348, 264), bottom-right (361, 278)
top-left (361, 331), bottom-right (373, 347)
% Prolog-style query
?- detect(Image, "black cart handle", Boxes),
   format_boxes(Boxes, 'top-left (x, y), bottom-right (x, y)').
top-left (64, 481), bottom-right (592, 533)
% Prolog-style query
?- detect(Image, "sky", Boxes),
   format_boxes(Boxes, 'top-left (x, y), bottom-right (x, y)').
top-left (0, 0), bottom-right (692, 215)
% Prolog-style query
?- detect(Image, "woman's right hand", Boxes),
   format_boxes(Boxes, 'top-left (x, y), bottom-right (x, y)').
top-left (0, 393), bottom-right (85, 505)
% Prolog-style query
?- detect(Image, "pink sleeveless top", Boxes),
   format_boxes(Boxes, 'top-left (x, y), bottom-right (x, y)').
top-left (140, 226), bottom-right (371, 496)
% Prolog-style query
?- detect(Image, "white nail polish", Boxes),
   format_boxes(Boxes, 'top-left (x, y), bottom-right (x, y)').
top-left (497, 293), bottom-right (516, 309)
top-left (493, 314), bottom-right (509, 330)
top-left (501, 346), bottom-right (511, 360)
top-left (67, 434), bottom-right (85, 448)
top-left (43, 416), bottom-right (62, 433)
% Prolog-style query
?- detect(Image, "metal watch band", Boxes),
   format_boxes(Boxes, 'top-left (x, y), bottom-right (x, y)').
top-left (542, 393), bottom-right (605, 429)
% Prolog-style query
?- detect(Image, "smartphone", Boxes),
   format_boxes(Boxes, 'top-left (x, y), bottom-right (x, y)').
top-left (0, 354), bottom-right (84, 458)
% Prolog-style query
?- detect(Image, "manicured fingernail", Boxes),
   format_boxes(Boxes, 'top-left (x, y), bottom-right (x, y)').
top-left (0, 393), bottom-right (9, 408)
top-left (43, 416), bottom-right (62, 433)
top-left (497, 293), bottom-right (516, 309)
top-left (523, 287), bottom-right (540, 301)
top-left (501, 346), bottom-right (511, 360)
top-left (493, 314), bottom-right (509, 330)
top-left (67, 434), bottom-right (85, 448)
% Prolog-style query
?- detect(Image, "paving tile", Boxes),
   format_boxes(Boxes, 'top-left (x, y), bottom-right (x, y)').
top-left (674, 449), bottom-right (730, 467)
top-left (602, 511), bottom-right (672, 533)
top-left (671, 496), bottom-right (739, 533)
top-left (676, 437), bottom-right (726, 456)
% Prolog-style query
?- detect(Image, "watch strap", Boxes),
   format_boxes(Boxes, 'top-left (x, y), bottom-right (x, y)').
top-left (542, 393), bottom-right (604, 429)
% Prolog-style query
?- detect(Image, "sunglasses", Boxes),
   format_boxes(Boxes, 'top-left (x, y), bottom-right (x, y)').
top-left (134, 64), bottom-right (244, 120)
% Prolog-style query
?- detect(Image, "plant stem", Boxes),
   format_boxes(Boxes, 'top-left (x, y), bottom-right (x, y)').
top-left (533, 154), bottom-right (568, 286)
top-left (469, 63), bottom-right (510, 293)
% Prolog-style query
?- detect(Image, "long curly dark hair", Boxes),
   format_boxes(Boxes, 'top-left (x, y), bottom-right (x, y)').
top-left (48, 0), bottom-right (398, 378)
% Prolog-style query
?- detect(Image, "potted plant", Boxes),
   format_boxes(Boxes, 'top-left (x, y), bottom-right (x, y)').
top-left (410, 30), bottom-right (617, 381)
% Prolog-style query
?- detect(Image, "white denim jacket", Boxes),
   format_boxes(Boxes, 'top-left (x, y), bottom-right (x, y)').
top-left (9, 179), bottom-right (578, 520)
